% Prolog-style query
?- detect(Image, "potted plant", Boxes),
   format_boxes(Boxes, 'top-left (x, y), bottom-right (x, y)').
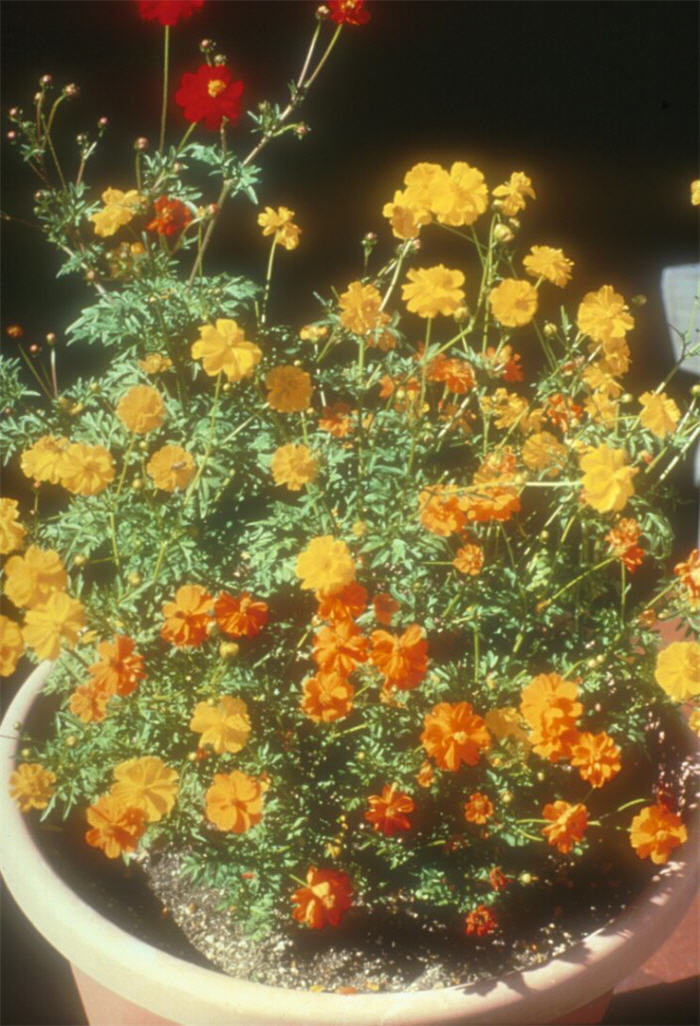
top-left (1, 2), bottom-right (699, 1024)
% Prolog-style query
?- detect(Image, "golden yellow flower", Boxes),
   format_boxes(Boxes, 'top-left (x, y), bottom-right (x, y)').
top-left (23, 591), bottom-right (85, 660)
top-left (4, 546), bottom-right (67, 609)
top-left (521, 431), bottom-right (567, 476)
top-left (116, 385), bottom-right (166, 434)
top-left (691, 180), bottom-right (700, 206)
top-left (584, 391), bottom-right (618, 427)
top-left (492, 171), bottom-right (535, 216)
top-left (582, 364), bottom-right (623, 397)
top-left (598, 337), bottom-right (632, 377)
top-left (522, 245), bottom-right (574, 287)
top-left (296, 536), bottom-right (356, 597)
top-left (0, 498), bottom-right (26, 555)
top-left (577, 285), bottom-right (634, 345)
top-left (579, 444), bottom-right (637, 513)
top-left (271, 444), bottom-right (318, 491)
top-left (338, 281), bottom-right (390, 336)
top-left (205, 770), bottom-right (265, 833)
top-left (488, 278), bottom-right (538, 327)
top-left (146, 444), bottom-right (196, 492)
top-left (480, 388), bottom-right (528, 429)
top-left (403, 162), bottom-right (451, 215)
top-left (191, 319), bottom-right (262, 383)
top-left (655, 641), bottom-right (700, 701)
top-left (638, 391), bottom-right (681, 439)
top-left (190, 696), bottom-right (252, 754)
top-left (90, 188), bottom-right (142, 238)
top-left (435, 162), bottom-right (489, 227)
top-left (138, 353), bottom-right (173, 374)
top-left (300, 324), bottom-right (329, 343)
top-left (59, 443), bottom-right (115, 496)
top-left (266, 365), bottom-right (312, 412)
top-left (402, 265), bottom-right (465, 318)
top-left (382, 189), bottom-right (430, 240)
top-left (9, 763), bottom-right (56, 812)
top-left (111, 756), bottom-right (179, 822)
top-left (20, 435), bottom-right (69, 484)
top-left (0, 614), bottom-right (24, 677)
top-left (257, 206), bottom-right (301, 250)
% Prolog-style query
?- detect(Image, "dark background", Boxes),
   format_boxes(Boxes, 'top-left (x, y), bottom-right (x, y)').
top-left (2, 1), bottom-right (699, 1023)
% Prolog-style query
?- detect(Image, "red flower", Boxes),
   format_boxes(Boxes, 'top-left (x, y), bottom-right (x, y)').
top-left (137, 1), bottom-right (204, 26)
top-left (175, 64), bottom-right (244, 131)
top-left (291, 867), bottom-right (353, 929)
top-left (465, 904), bottom-right (498, 937)
top-left (365, 783), bottom-right (415, 836)
top-left (328, 0), bottom-right (371, 26)
top-left (147, 196), bottom-right (192, 237)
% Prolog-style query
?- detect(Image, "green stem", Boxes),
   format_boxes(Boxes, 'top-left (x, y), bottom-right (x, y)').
top-left (184, 372), bottom-right (224, 507)
top-left (159, 26), bottom-right (171, 153)
top-left (260, 237), bottom-right (278, 327)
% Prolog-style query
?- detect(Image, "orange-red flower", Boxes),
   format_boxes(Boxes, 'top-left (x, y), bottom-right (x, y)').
top-left (291, 867), bottom-right (354, 929)
top-left (85, 795), bottom-right (146, 858)
top-left (465, 904), bottom-right (498, 937)
top-left (89, 635), bottom-right (146, 697)
top-left (313, 620), bottom-right (368, 675)
top-left (416, 760), bottom-right (435, 788)
top-left (427, 354), bottom-right (475, 394)
top-left (147, 196), bottom-right (192, 236)
top-left (301, 671), bottom-right (355, 723)
top-left (542, 801), bottom-right (589, 853)
top-left (370, 624), bottom-right (428, 691)
top-left (421, 701), bottom-right (491, 771)
top-left (419, 485), bottom-right (466, 537)
top-left (161, 584), bottom-right (213, 647)
top-left (215, 592), bottom-right (269, 639)
top-left (365, 783), bottom-right (415, 835)
top-left (69, 680), bottom-right (111, 723)
top-left (318, 402), bottom-right (355, 437)
top-left (373, 592), bottom-right (399, 626)
top-left (453, 543), bottom-right (484, 576)
top-left (464, 791), bottom-right (494, 824)
top-left (570, 731), bottom-right (622, 789)
top-left (674, 549), bottom-right (700, 607)
top-left (317, 582), bottom-right (368, 625)
top-left (489, 866), bottom-right (509, 891)
top-left (328, 0), bottom-right (370, 25)
top-left (137, 1), bottom-right (204, 26)
top-left (629, 803), bottom-right (687, 865)
top-left (175, 63), bottom-right (244, 131)
top-left (205, 770), bottom-right (265, 833)
top-left (606, 518), bottom-right (644, 573)
top-left (520, 673), bottom-right (582, 762)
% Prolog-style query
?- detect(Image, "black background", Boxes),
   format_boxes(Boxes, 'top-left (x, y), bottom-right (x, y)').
top-left (2, 2), bottom-right (699, 1023)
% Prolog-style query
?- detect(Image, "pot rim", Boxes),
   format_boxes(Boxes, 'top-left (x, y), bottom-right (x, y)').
top-left (1, 661), bottom-right (698, 1026)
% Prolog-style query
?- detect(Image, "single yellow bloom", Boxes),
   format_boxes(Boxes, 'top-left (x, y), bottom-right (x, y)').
top-left (0, 615), bottom-right (24, 677)
top-left (4, 546), bottom-right (67, 609)
top-left (146, 444), bottom-right (196, 492)
top-left (296, 536), bottom-right (356, 597)
top-left (257, 206), bottom-right (301, 250)
top-left (584, 391), bottom-right (619, 428)
top-left (90, 188), bottom-right (142, 238)
top-left (488, 278), bottom-right (538, 327)
top-left (579, 444), bottom-right (638, 513)
top-left (116, 385), bottom-right (166, 434)
top-left (23, 591), bottom-right (85, 660)
top-left (190, 696), bottom-right (252, 755)
top-left (338, 281), bottom-right (390, 336)
top-left (0, 498), bottom-right (26, 555)
top-left (9, 763), bottom-right (56, 812)
top-left (266, 365), bottom-right (312, 413)
top-left (20, 435), bottom-right (70, 484)
top-left (138, 353), bottom-right (173, 374)
top-left (299, 324), bottom-right (328, 343)
top-left (59, 443), bottom-right (115, 496)
top-left (638, 391), bottom-right (681, 439)
top-left (403, 162), bottom-right (451, 216)
top-left (382, 189), bottom-right (430, 240)
top-left (691, 180), bottom-right (700, 206)
top-left (521, 431), bottom-right (567, 476)
top-left (523, 245), bottom-right (574, 288)
top-left (271, 444), bottom-right (318, 491)
top-left (577, 285), bottom-right (634, 345)
top-left (655, 641), bottom-right (700, 701)
top-left (436, 161), bottom-right (489, 227)
top-left (402, 265), bottom-right (465, 318)
top-left (492, 171), bottom-right (535, 216)
top-left (191, 319), bottom-right (262, 383)
top-left (111, 756), bottom-right (179, 822)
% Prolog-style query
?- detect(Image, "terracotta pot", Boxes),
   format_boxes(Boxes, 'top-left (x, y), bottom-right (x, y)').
top-left (1, 662), bottom-right (698, 1026)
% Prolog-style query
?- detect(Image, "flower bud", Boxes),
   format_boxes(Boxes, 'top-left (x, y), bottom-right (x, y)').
top-left (206, 203), bottom-right (219, 217)
top-left (2, 406), bottom-right (12, 417)
top-left (222, 382), bottom-right (232, 394)
top-left (508, 217), bottom-right (520, 230)
top-left (199, 38), bottom-right (215, 53)
top-left (29, 343), bottom-right (41, 355)
top-left (453, 305), bottom-right (469, 322)
top-left (8, 107), bottom-right (20, 119)
top-left (85, 270), bottom-right (96, 282)
top-left (493, 223), bottom-right (514, 243)
top-left (76, 133), bottom-right (88, 145)
top-left (294, 122), bottom-right (310, 140)
top-left (316, 4), bottom-right (330, 18)
top-left (132, 477), bottom-right (144, 491)
top-left (219, 641), bottom-right (240, 660)
top-left (500, 790), bottom-right (514, 804)
top-left (34, 191), bottom-right (45, 202)
top-left (63, 83), bottom-right (79, 98)
top-left (6, 324), bottom-right (23, 338)
top-left (20, 748), bottom-right (33, 760)
top-left (33, 92), bottom-right (43, 104)
top-left (128, 572), bottom-right (142, 586)
top-left (691, 383), bottom-right (700, 397)
top-left (134, 137), bottom-right (149, 151)
top-left (45, 332), bottom-right (57, 345)
top-left (40, 74), bottom-right (53, 88)
top-left (543, 322), bottom-right (557, 338)
top-left (620, 393), bottom-right (633, 404)
top-left (97, 116), bottom-right (109, 129)
top-left (65, 735), bottom-right (77, 748)
top-left (73, 554), bottom-right (88, 567)
top-left (6, 131), bottom-right (17, 141)
top-left (631, 294), bottom-right (647, 306)
top-left (213, 54), bottom-right (228, 66)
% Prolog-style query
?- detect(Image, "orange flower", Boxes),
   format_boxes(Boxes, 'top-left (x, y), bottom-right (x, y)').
top-left (9, 763), bottom-right (56, 812)
top-left (426, 354), bottom-right (475, 394)
top-left (89, 635), bottom-right (146, 697)
top-left (146, 444), bottom-right (196, 492)
top-left (373, 592), bottom-right (399, 626)
top-left (270, 444), bottom-right (318, 491)
top-left (313, 621), bottom-right (368, 675)
top-left (116, 385), bottom-right (166, 434)
top-left (453, 543), bottom-right (484, 576)
top-left (266, 365), bottom-right (312, 413)
top-left (421, 701), bottom-right (491, 771)
top-left (161, 584), bottom-right (213, 647)
top-left (205, 770), bottom-right (265, 833)
top-left (139, 353), bottom-right (173, 374)
top-left (629, 803), bottom-right (687, 865)
top-left (0, 498), bottom-right (26, 555)
top-left (606, 518), bottom-right (645, 573)
top-left (521, 431), bottom-right (568, 477)
top-left (0, 615), bottom-right (24, 677)
top-left (296, 536), bottom-right (356, 598)
top-left (489, 866), bottom-right (509, 891)
top-left (317, 581), bottom-right (368, 625)
top-left (570, 731), bottom-right (622, 789)
top-left (460, 450), bottom-right (523, 524)
top-left (20, 435), bottom-right (69, 484)
top-left (318, 402), bottom-right (355, 437)
top-left (291, 866), bottom-right (353, 929)
top-left (85, 794), bottom-right (146, 858)
top-left (464, 791), bottom-right (494, 824)
top-left (111, 756), bottom-right (179, 822)
top-left (370, 624), bottom-right (428, 691)
top-left (69, 680), bottom-right (111, 723)
top-left (416, 760), bottom-right (435, 788)
top-left (191, 319), bottom-right (262, 382)
top-left (542, 801), bottom-right (589, 853)
top-left (674, 549), bottom-right (700, 607)
top-left (215, 592), bottom-right (269, 639)
top-left (520, 673), bottom-right (582, 762)
top-left (190, 696), bottom-right (251, 754)
top-left (23, 592), bottom-right (85, 660)
top-left (301, 671), bottom-right (355, 723)
top-left (338, 281), bottom-right (390, 336)
top-left (419, 485), bottom-right (466, 537)
top-left (365, 783), bottom-right (415, 835)
top-left (59, 443), bottom-right (115, 495)
top-left (465, 904), bottom-right (498, 937)
top-left (3, 546), bottom-right (67, 608)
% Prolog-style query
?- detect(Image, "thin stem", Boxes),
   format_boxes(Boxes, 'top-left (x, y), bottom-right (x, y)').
top-left (159, 26), bottom-right (171, 153)
top-left (184, 372), bottom-right (224, 507)
top-left (260, 237), bottom-right (278, 327)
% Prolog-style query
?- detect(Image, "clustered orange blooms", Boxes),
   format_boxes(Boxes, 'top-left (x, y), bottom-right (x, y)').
top-left (69, 635), bottom-right (146, 724)
top-left (606, 518), bottom-right (645, 573)
top-left (465, 903), bottom-right (498, 937)
top-left (674, 548), bottom-right (700, 607)
top-left (161, 584), bottom-right (269, 647)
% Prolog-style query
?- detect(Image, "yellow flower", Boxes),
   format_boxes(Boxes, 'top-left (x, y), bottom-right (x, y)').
top-left (434, 162), bottom-right (489, 227)
top-left (59, 443), bottom-right (115, 496)
top-left (300, 324), bottom-right (328, 343)
top-left (4, 546), bottom-right (67, 608)
top-left (521, 431), bottom-right (567, 476)
top-left (23, 591), bottom-right (85, 660)
top-left (296, 536), bottom-right (356, 597)
top-left (582, 364), bottom-right (623, 397)
top-left (90, 188), bottom-right (142, 238)
top-left (9, 763), bottom-right (56, 812)
top-left (0, 498), bottom-right (26, 555)
top-left (639, 391), bottom-right (681, 439)
top-left (338, 282), bottom-right (390, 336)
top-left (271, 444), bottom-right (318, 491)
top-left (191, 319), bottom-right (262, 383)
top-left (584, 391), bottom-right (618, 427)
top-left (689, 710), bottom-right (700, 736)
top-left (579, 444), bottom-right (637, 513)
top-left (522, 246), bottom-right (574, 288)
top-left (146, 444), bottom-right (196, 492)
top-left (190, 696), bottom-right (252, 754)
top-left (492, 171), bottom-right (535, 216)
top-left (20, 435), bottom-right (69, 484)
top-left (111, 756), bottom-right (179, 822)
top-left (402, 265), bottom-right (465, 318)
top-left (138, 353), bottom-right (173, 374)
top-left (116, 385), bottom-right (166, 434)
top-left (382, 189), bottom-right (430, 240)
top-left (403, 162), bottom-right (451, 216)
top-left (691, 180), bottom-right (700, 206)
top-left (257, 206), bottom-right (301, 250)
top-left (266, 365), bottom-right (312, 412)
top-left (598, 337), bottom-right (632, 377)
top-left (488, 278), bottom-right (538, 327)
top-left (480, 388), bottom-right (528, 429)
top-left (655, 641), bottom-right (700, 701)
top-left (577, 285), bottom-right (634, 345)
top-left (205, 770), bottom-right (265, 833)
top-left (0, 615), bottom-right (24, 677)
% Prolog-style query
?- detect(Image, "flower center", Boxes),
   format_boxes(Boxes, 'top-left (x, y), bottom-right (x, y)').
top-left (207, 79), bottom-right (227, 98)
